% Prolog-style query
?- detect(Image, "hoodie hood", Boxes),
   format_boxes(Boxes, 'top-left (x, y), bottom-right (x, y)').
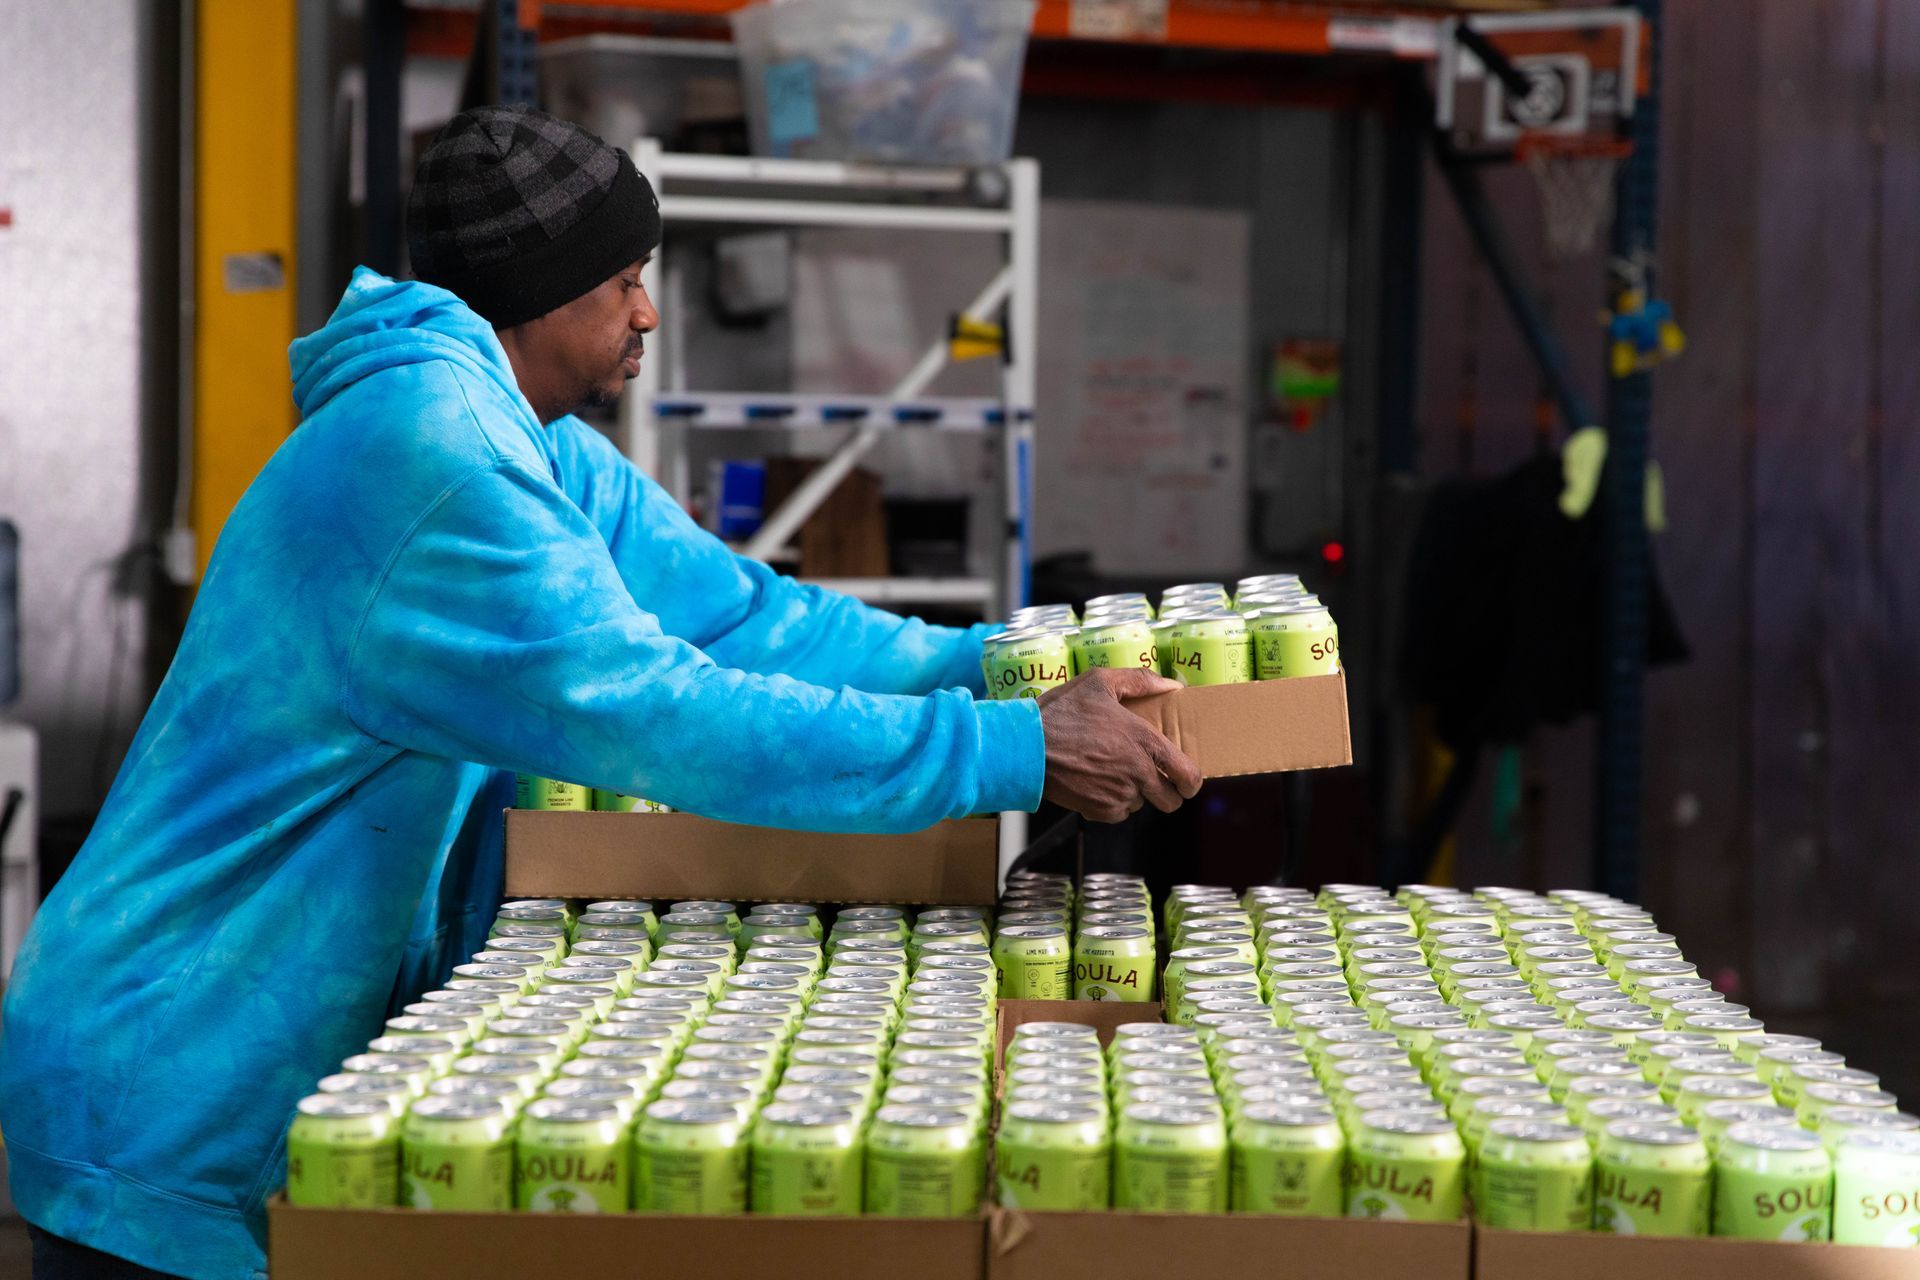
top-left (290, 267), bottom-right (532, 423)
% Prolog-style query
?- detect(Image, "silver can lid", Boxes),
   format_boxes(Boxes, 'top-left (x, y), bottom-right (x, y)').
top-left (295, 1094), bottom-right (390, 1118)
top-left (525, 1098), bottom-right (623, 1124)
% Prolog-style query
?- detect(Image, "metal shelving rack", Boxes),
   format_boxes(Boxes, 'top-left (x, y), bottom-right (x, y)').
top-left (621, 144), bottom-right (1040, 623)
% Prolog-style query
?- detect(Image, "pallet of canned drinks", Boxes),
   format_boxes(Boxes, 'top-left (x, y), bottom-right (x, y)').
top-left (268, 867), bottom-right (1920, 1280)
top-left (984, 577), bottom-right (1352, 779)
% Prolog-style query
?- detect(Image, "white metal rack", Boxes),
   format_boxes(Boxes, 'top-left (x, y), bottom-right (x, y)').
top-left (621, 143), bottom-right (1040, 872)
top-left (622, 142), bottom-right (1039, 621)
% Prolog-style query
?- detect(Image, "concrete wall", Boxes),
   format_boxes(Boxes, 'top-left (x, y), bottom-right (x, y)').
top-left (0, 0), bottom-right (164, 823)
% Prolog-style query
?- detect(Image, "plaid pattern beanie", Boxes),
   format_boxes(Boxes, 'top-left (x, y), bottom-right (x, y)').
top-left (407, 105), bottom-right (661, 328)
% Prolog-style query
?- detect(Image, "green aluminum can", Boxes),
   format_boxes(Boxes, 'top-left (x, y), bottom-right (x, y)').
top-left (992, 924), bottom-right (1072, 1000)
top-left (340, 1051), bottom-right (436, 1099)
top-left (1737, 1033), bottom-right (1823, 1070)
top-left (285, 1096), bottom-right (399, 1208)
top-left (1834, 1130), bottom-right (1920, 1247)
top-left (750, 1103), bottom-right (863, 1216)
top-left (1676, 1076), bottom-right (1775, 1129)
top-left (400, 1097), bottom-right (515, 1212)
top-left (1475, 1119), bottom-right (1593, 1232)
top-left (1580, 1100), bottom-right (1682, 1144)
top-left (315, 1073), bottom-right (414, 1118)
top-left (1344, 1111), bottom-right (1466, 1222)
top-left (1069, 619), bottom-right (1158, 676)
top-left (1819, 1108), bottom-right (1920, 1155)
top-left (1771, 1052), bottom-right (1851, 1107)
top-left (1230, 1103), bottom-right (1344, 1216)
top-left (1249, 605), bottom-right (1340, 680)
top-left (1160, 612), bottom-right (1253, 687)
top-left (1593, 1121), bottom-right (1711, 1238)
top-left (633, 1100), bottom-right (748, 1214)
top-left (428, 1076), bottom-right (528, 1121)
top-left (1801, 1084), bottom-right (1901, 1131)
top-left (863, 1105), bottom-right (982, 1218)
top-left (1074, 925), bottom-right (1156, 1002)
top-left (1464, 1098), bottom-right (1572, 1162)
top-left (366, 1034), bottom-right (460, 1077)
top-left (1713, 1122), bottom-right (1832, 1241)
top-left (996, 1101), bottom-right (1110, 1210)
top-left (1115, 1104), bottom-right (1229, 1213)
top-left (514, 775), bottom-right (589, 810)
top-left (515, 1098), bottom-right (631, 1213)
top-left (982, 629), bottom-right (1073, 701)
top-left (1694, 1100), bottom-right (1798, 1155)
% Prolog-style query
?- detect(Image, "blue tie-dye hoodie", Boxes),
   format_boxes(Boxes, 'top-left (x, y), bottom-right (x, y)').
top-left (0, 268), bottom-right (1044, 1278)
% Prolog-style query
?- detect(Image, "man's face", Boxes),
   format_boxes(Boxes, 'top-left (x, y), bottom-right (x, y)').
top-left (526, 256), bottom-right (659, 415)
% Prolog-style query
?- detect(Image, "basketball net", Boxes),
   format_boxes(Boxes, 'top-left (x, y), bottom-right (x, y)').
top-left (1516, 134), bottom-right (1633, 261)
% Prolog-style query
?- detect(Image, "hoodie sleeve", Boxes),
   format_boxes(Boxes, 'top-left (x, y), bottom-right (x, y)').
top-left (341, 459), bottom-right (1044, 829)
top-left (550, 417), bottom-right (996, 696)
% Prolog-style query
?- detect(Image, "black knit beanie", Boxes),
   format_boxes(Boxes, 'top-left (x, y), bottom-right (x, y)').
top-left (407, 105), bottom-right (662, 328)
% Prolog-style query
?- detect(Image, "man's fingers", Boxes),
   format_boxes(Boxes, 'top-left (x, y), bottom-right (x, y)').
top-left (1094, 667), bottom-right (1184, 701)
top-left (1139, 726), bottom-right (1204, 799)
top-left (1140, 766), bottom-right (1182, 814)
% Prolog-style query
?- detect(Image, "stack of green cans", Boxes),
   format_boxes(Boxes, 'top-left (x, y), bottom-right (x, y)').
top-left (998, 871), bottom-right (1159, 1003)
top-left (285, 896), bottom-right (992, 1218)
top-left (513, 776), bottom-right (672, 813)
top-left (980, 578), bottom-right (1340, 702)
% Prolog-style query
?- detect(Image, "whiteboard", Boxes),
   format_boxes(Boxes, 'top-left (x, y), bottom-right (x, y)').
top-left (1034, 199), bottom-right (1250, 574)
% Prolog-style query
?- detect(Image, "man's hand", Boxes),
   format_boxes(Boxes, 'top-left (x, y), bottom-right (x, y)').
top-left (1037, 668), bottom-right (1204, 824)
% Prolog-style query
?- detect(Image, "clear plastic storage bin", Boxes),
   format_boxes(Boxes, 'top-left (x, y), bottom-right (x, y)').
top-left (731, 0), bottom-right (1035, 166)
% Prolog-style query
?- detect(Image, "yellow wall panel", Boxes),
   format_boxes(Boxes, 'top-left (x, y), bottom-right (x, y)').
top-left (193, 0), bottom-right (297, 578)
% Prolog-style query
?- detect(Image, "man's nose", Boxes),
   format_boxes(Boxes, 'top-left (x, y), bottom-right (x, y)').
top-left (633, 288), bottom-right (660, 334)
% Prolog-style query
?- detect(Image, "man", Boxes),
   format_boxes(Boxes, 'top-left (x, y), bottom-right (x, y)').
top-left (1, 106), bottom-right (1198, 1278)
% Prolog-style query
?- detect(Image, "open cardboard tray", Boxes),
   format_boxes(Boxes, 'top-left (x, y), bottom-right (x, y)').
top-left (1124, 672), bottom-right (1351, 779)
top-left (269, 1197), bottom-right (985, 1280)
top-left (1476, 1227), bottom-right (1920, 1280)
top-left (986, 999), bottom-right (1472, 1280)
top-left (503, 811), bottom-right (1000, 905)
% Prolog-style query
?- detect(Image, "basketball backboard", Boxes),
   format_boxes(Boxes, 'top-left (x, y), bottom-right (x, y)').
top-left (1435, 9), bottom-right (1643, 156)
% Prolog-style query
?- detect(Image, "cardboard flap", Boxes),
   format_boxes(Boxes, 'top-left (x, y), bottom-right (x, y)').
top-left (1122, 674), bottom-right (1352, 779)
top-left (502, 811), bottom-right (999, 905)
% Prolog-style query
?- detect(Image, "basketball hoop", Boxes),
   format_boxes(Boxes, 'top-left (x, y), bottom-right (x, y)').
top-left (1516, 133), bottom-right (1633, 261)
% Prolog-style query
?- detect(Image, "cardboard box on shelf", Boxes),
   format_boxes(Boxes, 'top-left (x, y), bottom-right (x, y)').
top-left (986, 997), bottom-right (1471, 1280)
top-left (1123, 673), bottom-right (1351, 779)
top-left (269, 1198), bottom-right (985, 1280)
top-left (503, 810), bottom-right (999, 905)
top-left (1475, 1227), bottom-right (1920, 1280)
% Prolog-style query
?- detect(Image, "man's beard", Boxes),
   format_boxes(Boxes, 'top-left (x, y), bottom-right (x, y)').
top-left (580, 380), bottom-right (622, 411)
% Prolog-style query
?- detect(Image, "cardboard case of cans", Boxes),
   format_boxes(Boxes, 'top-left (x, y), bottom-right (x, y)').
top-left (982, 578), bottom-right (1354, 782)
top-left (983, 875), bottom-right (1920, 1280)
top-left (272, 893), bottom-right (999, 1280)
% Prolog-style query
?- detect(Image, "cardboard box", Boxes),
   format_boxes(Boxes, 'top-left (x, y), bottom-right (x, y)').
top-left (986, 998), bottom-right (1471, 1280)
top-left (1124, 673), bottom-right (1352, 779)
top-left (502, 810), bottom-right (999, 905)
top-left (1475, 1227), bottom-right (1920, 1280)
top-left (988, 1208), bottom-right (1470, 1280)
top-left (269, 1197), bottom-right (984, 1280)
